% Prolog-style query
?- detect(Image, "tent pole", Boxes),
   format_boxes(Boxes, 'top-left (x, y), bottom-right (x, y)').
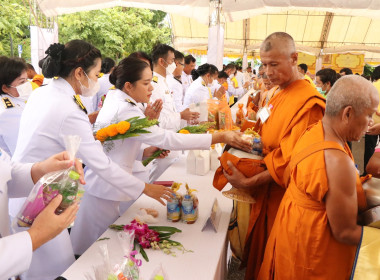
top-left (207, 0), bottom-right (224, 70)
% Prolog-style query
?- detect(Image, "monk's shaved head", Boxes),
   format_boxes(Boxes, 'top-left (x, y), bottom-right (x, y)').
top-left (326, 75), bottom-right (379, 117)
top-left (260, 32), bottom-right (296, 56)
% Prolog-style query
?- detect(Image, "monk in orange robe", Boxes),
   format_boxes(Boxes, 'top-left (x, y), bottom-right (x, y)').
top-left (258, 75), bottom-right (378, 280)
top-left (224, 32), bottom-right (325, 279)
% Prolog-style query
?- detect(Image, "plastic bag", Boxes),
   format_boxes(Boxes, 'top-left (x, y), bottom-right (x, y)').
top-left (16, 135), bottom-right (81, 227)
top-left (236, 103), bottom-right (245, 127)
top-left (218, 99), bottom-right (233, 130)
top-left (150, 264), bottom-right (169, 280)
top-left (207, 99), bottom-right (219, 129)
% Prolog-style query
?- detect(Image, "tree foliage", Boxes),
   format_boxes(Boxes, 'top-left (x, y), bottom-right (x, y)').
top-left (0, 1), bottom-right (171, 62)
top-left (58, 7), bottom-right (171, 60)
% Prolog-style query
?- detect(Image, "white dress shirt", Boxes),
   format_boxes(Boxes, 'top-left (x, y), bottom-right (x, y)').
top-left (183, 76), bottom-right (212, 108)
top-left (167, 74), bottom-right (185, 112)
top-left (181, 71), bottom-right (193, 97)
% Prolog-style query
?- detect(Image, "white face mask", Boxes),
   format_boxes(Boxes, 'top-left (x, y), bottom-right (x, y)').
top-left (79, 72), bottom-right (100, 97)
top-left (11, 81), bottom-right (33, 101)
top-left (166, 62), bottom-right (176, 76)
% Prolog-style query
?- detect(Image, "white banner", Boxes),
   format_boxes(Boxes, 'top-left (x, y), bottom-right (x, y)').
top-left (207, 24), bottom-right (224, 70)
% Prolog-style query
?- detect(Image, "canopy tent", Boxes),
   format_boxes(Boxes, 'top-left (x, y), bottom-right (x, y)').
top-left (36, 0), bottom-right (380, 67)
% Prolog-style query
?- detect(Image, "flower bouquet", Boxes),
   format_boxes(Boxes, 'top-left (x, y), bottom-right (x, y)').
top-left (16, 135), bottom-right (82, 227)
top-left (109, 219), bottom-right (191, 262)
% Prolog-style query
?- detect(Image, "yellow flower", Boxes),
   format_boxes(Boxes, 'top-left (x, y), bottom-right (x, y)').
top-left (106, 124), bottom-right (119, 137)
top-left (96, 128), bottom-right (108, 142)
top-left (116, 121), bottom-right (131, 134)
top-left (179, 129), bottom-right (190, 134)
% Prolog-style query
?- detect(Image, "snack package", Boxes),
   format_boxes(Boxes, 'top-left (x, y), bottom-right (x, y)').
top-left (218, 99), bottom-right (233, 130)
top-left (207, 99), bottom-right (219, 129)
top-left (16, 135), bottom-right (81, 227)
top-left (150, 264), bottom-right (169, 280)
top-left (236, 103), bottom-right (245, 127)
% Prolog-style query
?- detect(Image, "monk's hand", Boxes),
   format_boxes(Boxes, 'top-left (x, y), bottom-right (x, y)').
top-left (367, 123), bottom-right (380, 135)
top-left (223, 131), bottom-right (252, 152)
top-left (223, 161), bottom-right (250, 189)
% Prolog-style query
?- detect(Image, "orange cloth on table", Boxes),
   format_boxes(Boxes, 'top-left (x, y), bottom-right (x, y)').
top-left (32, 74), bottom-right (44, 87)
top-left (258, 121), bottom-right (367, 280)
top-left (243, 79), bottom-right (326, 280)
top-left (213, 151), bottom-right (266, 191)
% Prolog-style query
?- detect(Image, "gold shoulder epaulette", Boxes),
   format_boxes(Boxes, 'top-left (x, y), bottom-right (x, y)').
top-left (126, 98), bottom-right (136, 106)
top-left (152, 76), bottom-right (158, 83)
top-left (2, 97), bottom-right (14, 109)
top-left (73, 95), bottom-right (88, 114)
top-left (98, 73), bottom-right (104, 78)
top-left (201, 80), bottom-right (206, 87)
top-left (109, 85), bottom-right (116, 90)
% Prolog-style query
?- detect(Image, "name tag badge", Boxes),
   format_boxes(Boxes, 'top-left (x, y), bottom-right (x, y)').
top-left (258, 106), bottom-right (271, 123)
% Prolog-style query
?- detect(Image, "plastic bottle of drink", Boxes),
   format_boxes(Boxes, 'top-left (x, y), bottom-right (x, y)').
top-left (167, 194), bottom-right (181, 222)
top-left (55, 170), bottom-right (80, 215)
top-left (252, 137), bottom-right (263, 156)
top-left (210, 146), bottom-right (219, 171)
top-left (181, 194), bottom-right (196, 224)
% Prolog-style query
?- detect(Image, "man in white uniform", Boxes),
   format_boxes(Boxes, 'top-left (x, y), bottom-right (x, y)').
top-left (0, 149), bottom-right (81, 279)
top-left (223, 63), bottom-right (249, 103)
top-left (181, 55), bottom-right (196, 96)
top-left (167, 50), bottom-right (185, 113)
top-left (150, 44), bottom-right (199, 181)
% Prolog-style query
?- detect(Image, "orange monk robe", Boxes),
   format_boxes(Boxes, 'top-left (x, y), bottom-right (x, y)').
top-left (258, 121), bottom-right (367, 280)
top-left (243, 79), bottom-right (326, 279)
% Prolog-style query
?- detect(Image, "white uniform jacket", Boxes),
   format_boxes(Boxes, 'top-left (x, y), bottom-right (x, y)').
top-left (226, 77), bottom-right (245, 100)
top-left (183, 77), bottom-right (212, 108)
top-left (181, 71), bottom-right (193, 96)
top-left (0, 94), bottom-right (27, 156)
top-left (93, 73), bottom-right (113, 111)
top-left (167, 74), bottom-right (184, 113)
top-left (92, 89), bottom-right (212, 180)
top-left (0, 149), bottom-right (33, 279)
top-left (150, 72), bottom-right (181, 132)
top-left (13, 77), bottom-right (145, 201)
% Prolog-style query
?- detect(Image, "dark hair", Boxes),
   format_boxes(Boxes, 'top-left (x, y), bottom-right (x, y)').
top-left (316, 68), bottom-right (337, 87)
top-left (191, 63), bottom-right (218, 81)
top-left (151, 44), bottom-right (175, 65)
top-left (101, 57), bottom-right (115, 74)
top-left (0, 56), bottom-right (27, 94)
top-left (371, 66), bottom-right (380, 81)
top-left (224, 63), bottom-right (236, 72)
top-left (129, 51), bottom-right (152, 69)
top-left (109, 57), bottom-right (150, 90)
top-left (26, 63), bottom-right (35, 71)
top-left (298, 63), bottom-right (308, 73)
top-left (41, 40), bottom-right (101, 78)
top-left (218, 71), bottom-right (229, 79)
top-left (174, 50), bottom-right (185, 62)
top-left (184, 55), bottom-right (196, 65)
top-left (339, 67), bottom-right (353, 75)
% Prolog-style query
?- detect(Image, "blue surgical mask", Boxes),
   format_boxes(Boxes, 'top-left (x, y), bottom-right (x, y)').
top-left (316, 87), bottom-right (326, 96)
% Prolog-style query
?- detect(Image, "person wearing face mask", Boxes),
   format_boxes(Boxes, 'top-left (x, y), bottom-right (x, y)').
top-left (315, 68), bottom-right (337, 98)
top-left (70, 57), bottom-right (252, 255)
top-left (167, 50), bottom-right (186, 112)
top-left (12, 40), bottom-right (172, 280)
top-left (183, 63), bottom-right (222, 108)
top-left (223, 63), bottom-right (249, 106)
top-left (149, 44), bottom-right (199, 182)
top-left (0, 56), bottom-right (34, 157)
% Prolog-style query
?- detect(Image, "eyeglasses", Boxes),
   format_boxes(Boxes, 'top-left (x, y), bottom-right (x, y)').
top-left (178, 62), bottom-right (184, 66)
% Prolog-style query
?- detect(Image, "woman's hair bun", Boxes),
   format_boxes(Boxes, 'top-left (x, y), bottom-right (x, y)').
top-left (42, 43), bottom-right (65, 78)
top-left (109, 67), bottom-right (117, 86)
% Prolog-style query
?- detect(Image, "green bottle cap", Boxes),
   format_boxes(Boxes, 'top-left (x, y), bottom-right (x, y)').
top-left (154, 275), bottom-right (164, 280)
top-left (68, 170), bottom-right (80, 180)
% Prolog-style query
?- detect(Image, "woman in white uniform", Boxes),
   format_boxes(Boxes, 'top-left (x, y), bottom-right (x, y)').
top-left (0, 56), bottom-right (33, 156)
top-left (183, 63), bottom-right (219, 108)
top-left (70, 57), bottom-right (252, 255)
top-left (12, 40), bottom-right (173, 279)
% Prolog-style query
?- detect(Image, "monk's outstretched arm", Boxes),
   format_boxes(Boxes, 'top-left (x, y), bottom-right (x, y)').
top-left (325, 149), bottom-right (362, 245)
top-left (366, 150), bottom-right (380, 177)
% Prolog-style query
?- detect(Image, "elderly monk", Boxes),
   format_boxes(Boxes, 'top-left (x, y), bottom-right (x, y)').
top-left (258, 75), bottom-right (378, 280)
top-left (224, 32), bottom-right (325, 279)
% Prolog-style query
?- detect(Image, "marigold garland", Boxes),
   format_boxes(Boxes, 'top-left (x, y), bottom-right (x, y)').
top-left (106, 124), bottom-right (119, 137)
top-left (116, 121), bottom-right (130, 134)
top-left (178, 129), bottom-right (190, 134)
top-left (96, 128), bottom-right (108, 142)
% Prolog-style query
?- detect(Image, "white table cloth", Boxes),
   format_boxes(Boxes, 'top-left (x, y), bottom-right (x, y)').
top-left (62, 153), bottom-right (233, 280)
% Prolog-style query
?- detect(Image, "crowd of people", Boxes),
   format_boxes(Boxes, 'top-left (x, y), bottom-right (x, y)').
top-left (1, 30), bottom-right (380, 280)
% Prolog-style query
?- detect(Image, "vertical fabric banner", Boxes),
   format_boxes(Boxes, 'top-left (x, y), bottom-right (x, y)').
top-left (207, 24), bottom-right (225, 70)
top-left (30, 23), bottom-right (58, 73)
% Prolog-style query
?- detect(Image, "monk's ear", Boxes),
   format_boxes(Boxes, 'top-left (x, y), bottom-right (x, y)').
top-left (341, 106), bottom-right (353, 123)
top-left (290, 52), bottom-right (298, 65)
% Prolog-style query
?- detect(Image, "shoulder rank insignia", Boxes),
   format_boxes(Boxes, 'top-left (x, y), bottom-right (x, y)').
top-left (2, 97), bottom-right (14, 109)
top-left (98, 72), bottom-right (104, 78)
top-left (201, 80), bottom-right (206, 87)
top-left (109, 85), bottom-right (116, 90)
top-left (73, 95), bottom-right (88, 114)
top-left (152, 76), bottom-right (158, 83)
top-left (126, 98), bottom-right (136, 106)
